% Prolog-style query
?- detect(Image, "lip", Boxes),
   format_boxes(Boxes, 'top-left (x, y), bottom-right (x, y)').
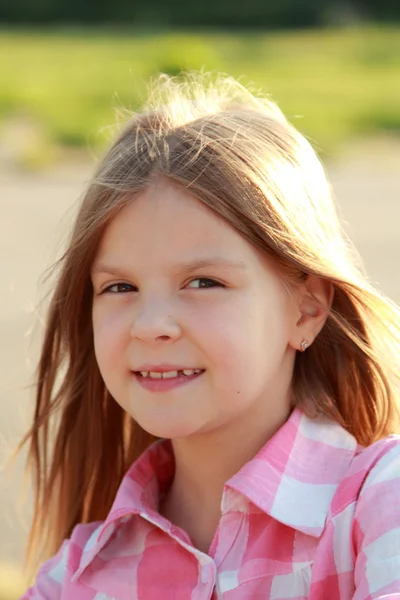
top-left (134, 363), bottom-right (202, 373)
top-left (133, 370), bottom-right (204, 393)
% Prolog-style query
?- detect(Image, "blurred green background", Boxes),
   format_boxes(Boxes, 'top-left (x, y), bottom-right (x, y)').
top-left (1, 1), bottom-right (399, 598)
top-left (1, 26), bottom-right (400, 169)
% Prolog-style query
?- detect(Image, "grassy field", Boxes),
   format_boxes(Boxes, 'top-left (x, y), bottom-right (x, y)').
top-left (0, 26), bottom-right (400, 167)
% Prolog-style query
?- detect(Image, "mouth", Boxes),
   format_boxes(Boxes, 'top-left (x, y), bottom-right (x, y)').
top-left (135, 368), bottom-right (205, 380)
top-left (132, 369), bottom-right (205, 392)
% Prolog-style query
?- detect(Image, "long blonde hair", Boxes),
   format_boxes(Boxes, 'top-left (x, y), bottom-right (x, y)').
top-left (20, 72), bottom-right (400, 576)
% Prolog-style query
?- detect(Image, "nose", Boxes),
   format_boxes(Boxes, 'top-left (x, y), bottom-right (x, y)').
top-left (129, 301), bottom-right (182, 344)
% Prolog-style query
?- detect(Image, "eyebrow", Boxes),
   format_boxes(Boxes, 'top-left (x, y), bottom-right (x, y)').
top-left (91, 257), bottom-right (247, 277)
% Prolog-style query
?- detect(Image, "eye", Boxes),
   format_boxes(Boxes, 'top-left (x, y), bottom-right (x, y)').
top-left (186, 278), bottom-right (225, 289)
top-left (101, 283), bottom-right (136, 294)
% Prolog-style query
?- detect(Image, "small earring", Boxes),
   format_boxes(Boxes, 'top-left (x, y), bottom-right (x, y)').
top-left (300, 339), bottom-right (310, 352)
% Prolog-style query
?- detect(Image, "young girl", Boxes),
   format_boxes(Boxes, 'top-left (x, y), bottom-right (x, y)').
top-left (20, 72), bottom-right (400, 599)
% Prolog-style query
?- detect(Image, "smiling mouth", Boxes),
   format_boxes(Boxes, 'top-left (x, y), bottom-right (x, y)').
top-left (133, 369), bottom-right (205, 392)
top-left (135, 369), bottom-right (205, 380)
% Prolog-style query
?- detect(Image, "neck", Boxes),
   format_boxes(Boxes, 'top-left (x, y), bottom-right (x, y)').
top-left (160, 397), bottom-right (292, 553)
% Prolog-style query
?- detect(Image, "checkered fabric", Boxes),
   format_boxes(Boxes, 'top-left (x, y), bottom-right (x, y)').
top-left (21, 407), bottom-right (400, 599)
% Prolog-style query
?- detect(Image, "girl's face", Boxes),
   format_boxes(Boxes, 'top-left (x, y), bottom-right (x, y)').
top-left (91, 180), bottom-right (301, 440)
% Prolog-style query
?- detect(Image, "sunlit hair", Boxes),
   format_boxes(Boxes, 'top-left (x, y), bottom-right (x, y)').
top-left (20, 72), bottom-right (400, 577)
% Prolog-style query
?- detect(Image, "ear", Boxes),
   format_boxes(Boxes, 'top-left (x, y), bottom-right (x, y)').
top-left (288, 275), bottom-right (334, 352)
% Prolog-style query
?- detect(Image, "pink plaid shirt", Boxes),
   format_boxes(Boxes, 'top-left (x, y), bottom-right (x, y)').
top-left (22, 407), bottom-right (400, 599)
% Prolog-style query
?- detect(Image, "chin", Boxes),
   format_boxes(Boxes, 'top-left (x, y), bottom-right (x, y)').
top-left (134, 417), bottom-right (201, 440)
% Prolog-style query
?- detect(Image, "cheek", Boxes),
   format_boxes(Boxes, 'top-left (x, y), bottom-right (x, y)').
top-left (92, 305), bottom-right (129, 374)
top-left (207, 292), bottom-right (291, 378)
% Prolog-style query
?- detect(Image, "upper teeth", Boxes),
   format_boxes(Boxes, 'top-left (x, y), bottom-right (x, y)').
top-left (139, 369), bottom-right (203, 379)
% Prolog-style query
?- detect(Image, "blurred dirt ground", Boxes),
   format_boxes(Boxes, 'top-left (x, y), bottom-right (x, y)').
top-left (0, 136), bottom-right (399, 577)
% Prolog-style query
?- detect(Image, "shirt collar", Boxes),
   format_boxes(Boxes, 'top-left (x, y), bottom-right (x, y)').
top-left (227, 407), bottom-right (358, 536)
top-left (73, 407), bottom-right (358, 581)
top-left (72, 438), bottom-right (175, 581)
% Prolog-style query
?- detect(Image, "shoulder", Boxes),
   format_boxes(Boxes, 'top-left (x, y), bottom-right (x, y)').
top-left (352, 434), bottom-right (400, 494)
top-left (330, 434), bottom-right (400, 507)
top-left (351, 435), bottom-right (400, 533)
top-left (323, 436), bottom-right (400, 595)
top-left (349, 436), bottom-right (400, 595)
top-left (328, 434), bottom-right (400, 555)
top-left (327, 434), bottom-right (400, 544)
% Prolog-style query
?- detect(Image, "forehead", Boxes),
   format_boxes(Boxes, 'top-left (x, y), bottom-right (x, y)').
top-left (95, 180), bottom-right (258, 267)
